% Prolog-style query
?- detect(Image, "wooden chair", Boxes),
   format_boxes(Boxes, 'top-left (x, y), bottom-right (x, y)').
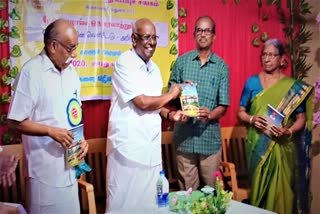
top-left (161, 131), bottom-right (179, 191)
top-left (0, 144), bottom-right (25, 207)
top-left (80, 138), bottom-right (107, 214)
top-left (219, 126), bottom-right (250, 201)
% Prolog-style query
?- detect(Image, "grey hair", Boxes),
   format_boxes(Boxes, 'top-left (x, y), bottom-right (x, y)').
top-left (263, 38), bottom-right (285, 56)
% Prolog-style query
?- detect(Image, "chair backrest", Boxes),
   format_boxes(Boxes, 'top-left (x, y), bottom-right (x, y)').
top-left (161, 131), bottom-right (178, 190)
top-left (220, 126), bottom-right (248, 178)
top-left (83, 138), bottom-right (107, 198)
top-left (0, 144), bottom-right (25, 206)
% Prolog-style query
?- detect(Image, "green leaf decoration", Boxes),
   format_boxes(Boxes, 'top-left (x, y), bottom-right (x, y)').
top-left (0, 92), bottom-right (11, 104)
top-left (234, 0), bottom-right (240, 4)
top-left (0, 113), bottom-right (7, 126)
top-left (171, 17), bottom-right (178, 28)
top-left (2, 132), bottom-right (13, 145)
top-left (252, 38), bottom-right (260, 47)
top-left (179, 22), bottom-right (187, 33)
top-left (1, 58), bottom-right (10, 70)
top-left (260, 32), bottom-right (268, 42)
top-left (0, 18), bottom-right (8, 30)
top-left (222, 0), bottom-right (227, 4)
top-left (1, 74), bottom-right (12, 86)
top-left (251, 24), bottom-right (259, 33)
top-left (9, 26), bottom-right (20, 39)
top-left (166, 0), bottom-right (174, 10)
top-left (169, 44), bottom-right (178, 55)
top-left (169, 32), bottom-right (178, 42)
top-left (11, 45), bottom-right (22, 57)
top-left (179, 8), bottom-right (187, 17)
top-left (170, 60), bottom-right (176, 71)
top-left (0, 0), bottom-right (6, 10)
top-left (0, 32), bottom-right (8, 43)
top-left (9, 7), bottom-right (21, 20)
top-left (8, 66), bottom-right (19, 78)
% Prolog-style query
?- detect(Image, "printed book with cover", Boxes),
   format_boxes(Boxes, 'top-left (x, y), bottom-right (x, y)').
top-left (264, 104), bottom-right (285, 137)
top-left (65, 124), bottom-right (84, 169)
top-left (180, 83), bottom-right (200, 117)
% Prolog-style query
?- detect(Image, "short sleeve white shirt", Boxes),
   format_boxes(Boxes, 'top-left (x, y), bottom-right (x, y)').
top-left (107, 49), bottom-right (163, 166)
top-left (7, 50), bottom-right (81, 187)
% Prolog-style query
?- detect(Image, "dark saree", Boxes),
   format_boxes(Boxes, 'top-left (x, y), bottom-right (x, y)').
top-left (246, 77), bottom-right (313, 214)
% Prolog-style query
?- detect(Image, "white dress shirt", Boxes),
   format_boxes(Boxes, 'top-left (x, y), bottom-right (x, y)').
top-left (107, 49), bottom-right (163, 166)
top-left (7, 50), bottom-right (81, 187)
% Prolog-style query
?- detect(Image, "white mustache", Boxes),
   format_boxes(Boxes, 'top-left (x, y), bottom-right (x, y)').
top-left (65, 57), bottom-right (73, 64)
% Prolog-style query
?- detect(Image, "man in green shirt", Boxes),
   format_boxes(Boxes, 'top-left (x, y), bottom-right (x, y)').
top-left (167, 15), bottom-right (230, 190)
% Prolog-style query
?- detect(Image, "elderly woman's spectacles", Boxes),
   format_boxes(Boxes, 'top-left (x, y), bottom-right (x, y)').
top-left (54, 39), bottom-right (78, 53)
top-left (134, 33), bottom-right (159, 42)
top-left (261, 52), bottom-right (279, 59)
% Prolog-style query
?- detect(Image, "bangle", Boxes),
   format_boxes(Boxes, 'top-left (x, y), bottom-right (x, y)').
top-left (167, 110), bottom-right (173, 121)
top-left (288, 128), bottom-right (293, 139)
top-left (0, 145), bottom-right (3, 153)
top-left (249, 116), bottom-right (254, 124)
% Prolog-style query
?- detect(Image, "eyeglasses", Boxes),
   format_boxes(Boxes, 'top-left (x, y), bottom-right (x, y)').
top-left (134, 33), bottom-right (159, 42)
top-left (261, 52), bottom-right (279, 59)
top-left (195, 28), bottom-right (213, 35)
top-left (54, 39), bottom-right (78, 53)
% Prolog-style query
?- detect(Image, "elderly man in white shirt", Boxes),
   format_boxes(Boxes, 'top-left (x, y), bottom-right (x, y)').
top-left (7, 19), bottom-right (88, 214)
top-left (106, 18), bottom-right (184, 213)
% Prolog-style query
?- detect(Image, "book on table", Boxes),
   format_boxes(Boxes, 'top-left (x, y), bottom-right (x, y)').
top-left (65, 124), bottom-right (84, 169)
top-left (264, 104), bottom-right (285, 138)
top-left (180, 83), bottom-right (200, 117)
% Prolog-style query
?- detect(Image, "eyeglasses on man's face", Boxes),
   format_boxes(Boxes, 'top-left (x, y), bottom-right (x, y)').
top-left (54, 39), bottom-right (78, 53)
top-left (195, 28), bottom-right (213, 35)
top-left (134, 33), bottom-right (159, 42)
top-left (261, 52), bottom-right (280, 59)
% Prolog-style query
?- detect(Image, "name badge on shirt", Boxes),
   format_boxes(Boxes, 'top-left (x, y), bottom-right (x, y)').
top-left (66, 98), bottom-right (82, 127)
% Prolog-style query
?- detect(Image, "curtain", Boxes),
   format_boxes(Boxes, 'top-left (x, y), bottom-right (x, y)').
top-left (0, 0), bottom-right (289, 140)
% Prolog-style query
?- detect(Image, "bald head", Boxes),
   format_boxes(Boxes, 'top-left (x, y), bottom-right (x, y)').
top-left (44, 19), bottom-right (77, 47)
top-left (132, 18), bottom-right (155, 35)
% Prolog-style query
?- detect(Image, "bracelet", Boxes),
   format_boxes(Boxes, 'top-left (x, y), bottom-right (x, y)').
top-left (249, 116), bottom-right (254, 124)
top-left (167, 110), bottom-right (174, 121)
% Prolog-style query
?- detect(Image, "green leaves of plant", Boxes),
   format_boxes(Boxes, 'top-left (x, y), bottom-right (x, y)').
top-left (179, 8), bottom-right (187, 17)
top-left (169, 32), bottom-right (178, 42)
top-left (11, 45), bottom-right (21, 57)
top-left (261, 32), bottom-right (268, 42)
top-left (9, 7), bottom-right (21, 20)
top-left (166, 0), bottom-right (174, 10)
top-left (171, 17), bottom-right (178, 28)
top-left (252, 38), bottom-right (260, 47)
top-left (1, 58), bottom-right (10, 70)
top-left (0, 92), bottom-right (10, 104)
top-left (9, 26), bottom-right (20, 39)
top-left (179, 23), bottom-right (187, 33)
top-left (0, 0), bottom-right (6, 10)
top-left (0, 32), bottom-right (8, 43)
top-left (8, 66), bottom-right (18, 78)
top-left (251, 24), bottom-right (259, 33)
top-left (170, 44), bottom-right (177, 55)
top-left (2, 74), bottom-right (12, 86)
top-left (0, 18), bottom-right (8, 30)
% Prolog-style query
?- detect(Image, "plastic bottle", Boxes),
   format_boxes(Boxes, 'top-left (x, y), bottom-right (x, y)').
top-left (156, 170), bottom-right (169, 210)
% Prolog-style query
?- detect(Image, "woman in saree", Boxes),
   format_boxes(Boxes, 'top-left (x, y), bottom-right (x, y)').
top-left (237, 38), bottom-right (313, 214)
